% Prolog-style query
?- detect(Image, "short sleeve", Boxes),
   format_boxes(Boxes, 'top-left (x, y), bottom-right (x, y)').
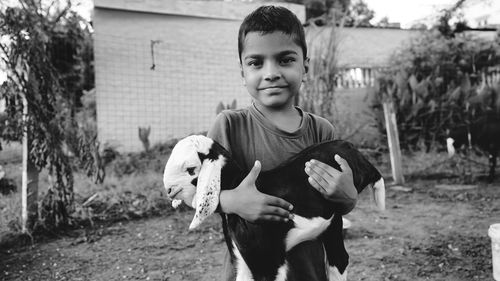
top-left (310, 113), bottom-right (335, 142)
top-left (207, 112), bottom-right (232, 153)
top-left (321, 120), bottom-right (335, 141)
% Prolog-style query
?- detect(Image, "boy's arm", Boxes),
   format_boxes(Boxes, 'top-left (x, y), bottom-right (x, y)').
top-left (304, 154), bottom-right (357, 215)
top-left (208, 114), bottom-right (293, 222)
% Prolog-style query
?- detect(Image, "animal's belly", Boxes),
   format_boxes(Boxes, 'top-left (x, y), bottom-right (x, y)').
top-left (229, 214), bottom-right (333, 280)
top-left (286, 214), bottom-right (333, 251)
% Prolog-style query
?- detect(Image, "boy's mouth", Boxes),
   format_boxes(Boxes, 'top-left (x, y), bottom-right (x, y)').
top-left (258, 85), bottom-right (288, 93)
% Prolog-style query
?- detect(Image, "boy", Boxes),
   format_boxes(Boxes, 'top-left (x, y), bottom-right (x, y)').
top-left (208, 5), bottom-right (357, 280)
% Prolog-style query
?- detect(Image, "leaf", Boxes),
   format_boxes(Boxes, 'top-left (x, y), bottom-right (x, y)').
top-left (408, 74), bottom-right (418, 92)
top-left (448, 87), bottom-right (462, 101)
top-left (460, 73), bottom-right (471, 93)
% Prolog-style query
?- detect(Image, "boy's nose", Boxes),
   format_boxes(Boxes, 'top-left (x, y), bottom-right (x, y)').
top-left (263, 63), bottom-right (281, 81)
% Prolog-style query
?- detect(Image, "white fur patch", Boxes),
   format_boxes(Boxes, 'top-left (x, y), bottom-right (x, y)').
top-left (233, 241), bottom-right (254, 281)
top-left (275, 262), bottom-right (288, 281)
top-left (329, 265), bottom-right (348, 281)
top-left (285, 215), bottom-right (333, 252)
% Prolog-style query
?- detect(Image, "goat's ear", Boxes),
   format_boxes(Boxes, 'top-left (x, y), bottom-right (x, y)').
top-left (371, 177), bottom-right (386, 211)
top-left (189, 158), bottom-right (222, 230)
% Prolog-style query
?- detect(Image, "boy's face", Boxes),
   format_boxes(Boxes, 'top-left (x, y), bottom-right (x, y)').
top-left (240, 31), bottom-right (308, 110)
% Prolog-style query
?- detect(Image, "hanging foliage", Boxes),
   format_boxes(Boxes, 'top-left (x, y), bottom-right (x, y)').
top-left (0, 0), bottom-right (98, 229)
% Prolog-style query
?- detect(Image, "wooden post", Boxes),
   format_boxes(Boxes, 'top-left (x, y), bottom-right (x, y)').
top-left (21, 95), bottom-right (38, 233)
top-left (383, 101), bottom-right (405, 184)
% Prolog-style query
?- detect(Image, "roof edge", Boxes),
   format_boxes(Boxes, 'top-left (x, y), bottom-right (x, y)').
top-left (94, 0), bottom-right (305, 22)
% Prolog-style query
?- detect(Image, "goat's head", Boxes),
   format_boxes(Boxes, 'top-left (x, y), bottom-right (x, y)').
top-left (163, 135), bottom-right (226, 229)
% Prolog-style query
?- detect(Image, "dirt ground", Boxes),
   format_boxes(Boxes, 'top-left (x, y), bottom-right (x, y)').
top-left (1, 177), bottom-right (499, 281)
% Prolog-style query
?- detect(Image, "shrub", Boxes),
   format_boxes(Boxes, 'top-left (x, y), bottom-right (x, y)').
top-left (369, 30), bottom-right (500, 151)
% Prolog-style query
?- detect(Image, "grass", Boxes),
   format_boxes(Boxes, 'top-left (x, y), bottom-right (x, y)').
top-left (0, 140), bottom-right (176, 239)
top-left (0, 138), bottom-right (494, 241)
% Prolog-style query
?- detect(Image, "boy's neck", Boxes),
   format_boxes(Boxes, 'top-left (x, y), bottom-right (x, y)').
top-left (254, 103), bottom-right (302, 133)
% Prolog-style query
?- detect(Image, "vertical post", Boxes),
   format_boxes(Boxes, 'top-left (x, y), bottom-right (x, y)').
top-left (21, 95), bottom-right (38, 233)
top-left (383, 102), bottom-right (404, 185)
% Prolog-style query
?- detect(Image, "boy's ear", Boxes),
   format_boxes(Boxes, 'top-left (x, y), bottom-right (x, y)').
top-left (302, 57), bottom-right (310, 82)
top-left (240, 64), bottom-right (246, 85)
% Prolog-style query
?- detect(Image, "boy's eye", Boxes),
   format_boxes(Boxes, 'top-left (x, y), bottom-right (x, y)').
top-left (247, 59), bottom-right (262, 67)
top-left (280, 57), bottom-right (295, 65)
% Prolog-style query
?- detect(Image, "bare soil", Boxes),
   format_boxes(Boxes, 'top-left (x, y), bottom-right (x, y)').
top-left (1, 177), bottom-right (499, 281)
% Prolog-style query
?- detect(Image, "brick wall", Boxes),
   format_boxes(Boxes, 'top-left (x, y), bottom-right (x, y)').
top-left (94, 1), bottom-right (304, 152)
top-left (94, 9), bottom-right (249, 151)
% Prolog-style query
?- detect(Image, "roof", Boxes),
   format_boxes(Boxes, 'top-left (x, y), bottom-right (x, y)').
top-left (94, 0), bottom-right (305, 22)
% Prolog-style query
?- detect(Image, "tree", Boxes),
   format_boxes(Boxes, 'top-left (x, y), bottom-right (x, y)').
top-left (344, 0), bottom-right (374, 27)
top-left (280, 0), bottom-right (352, 22)
top-left (410, 23), bottom-right (428, 30)
top-left (434, 0), bottom-right (467, 37)
top-left (0, 0), bottom-right (98, 231)
top-left (375, 16), bottom-right (390, 28)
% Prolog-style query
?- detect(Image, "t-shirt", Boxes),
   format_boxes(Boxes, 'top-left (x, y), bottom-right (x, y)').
top-left (207, 103), bottom-right (346, 281)
top-left (208, 103), bottom-right (335, 171)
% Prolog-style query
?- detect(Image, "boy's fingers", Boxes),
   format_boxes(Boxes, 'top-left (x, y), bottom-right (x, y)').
top-left (305, 165), bottom-right (330, 187)
top-left (244, 160), bottom-right (261, 184)
top-left (259, 215), bottom-right (289, 222)
top-left (266, 195), bottom-right (294, 211)
top-left (306, 160), bottom-right (339, 178)
top-left (308, 175), bottom-right (328, 195)
top-left (264, 206), bottom-right (292, 219)
top-left (334, 155), bottom-right (352, 173)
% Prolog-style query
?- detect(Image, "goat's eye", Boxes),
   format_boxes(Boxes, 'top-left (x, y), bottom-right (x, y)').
top-left (186, 167), bottom-right (196, 176)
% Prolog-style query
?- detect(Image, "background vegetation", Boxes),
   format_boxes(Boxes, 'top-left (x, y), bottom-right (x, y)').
top-left (0, 0), bottom-right (97, 231)
top-left (370, 29), bottom-right (500, 151)
top-left (1, 0), bottom-right (499, 242)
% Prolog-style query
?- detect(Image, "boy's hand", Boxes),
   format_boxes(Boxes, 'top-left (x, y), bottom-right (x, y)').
top-left (219, 161), bottom-right (294, 223)
top-left (304, 154), bottom-right (357, 214)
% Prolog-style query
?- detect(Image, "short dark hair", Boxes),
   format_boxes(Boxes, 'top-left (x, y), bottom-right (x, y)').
top-left (238, 5), bottom-right (307, 62)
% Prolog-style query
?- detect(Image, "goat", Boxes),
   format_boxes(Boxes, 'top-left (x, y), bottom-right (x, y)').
top-left (163, 135), bottom-right (385, 281)
top-left (447, 115), bottom-right (500, 181)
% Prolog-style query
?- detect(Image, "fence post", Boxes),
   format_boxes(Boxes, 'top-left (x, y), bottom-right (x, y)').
top-left (21, 95), bottom-right (38, 233)
top-left (383, 101), bottom-right (405, 185)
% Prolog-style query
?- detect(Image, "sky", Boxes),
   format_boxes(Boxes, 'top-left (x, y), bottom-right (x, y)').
top-left (365, 0), bottom-right (500, 28)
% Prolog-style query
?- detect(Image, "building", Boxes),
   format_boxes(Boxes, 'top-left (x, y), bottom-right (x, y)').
top-left (93, 0), bottom-right (422, 151)
top-left (93, 0), bottom-right (304, 151)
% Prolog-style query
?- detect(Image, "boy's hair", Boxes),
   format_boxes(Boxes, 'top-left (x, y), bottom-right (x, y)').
top-left (238, 5), bottom-right (307, 62)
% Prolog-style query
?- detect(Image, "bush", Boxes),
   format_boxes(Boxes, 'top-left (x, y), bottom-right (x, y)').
top-left (370, 30), bottom-right (500, 151)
